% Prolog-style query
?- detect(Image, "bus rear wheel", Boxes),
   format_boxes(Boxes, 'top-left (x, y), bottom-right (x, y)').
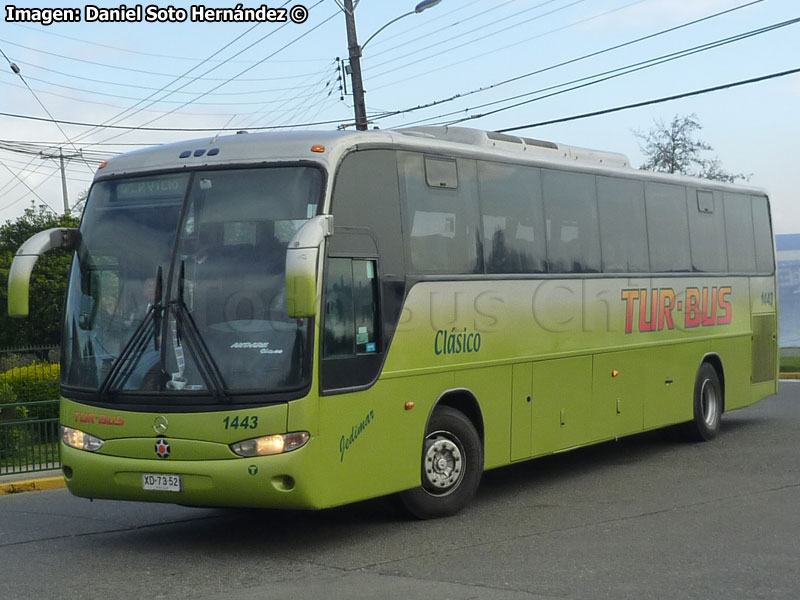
top-left (398, 406), bottom-right (483, 519)
top-left (681, 362), bottom-right (723, 442)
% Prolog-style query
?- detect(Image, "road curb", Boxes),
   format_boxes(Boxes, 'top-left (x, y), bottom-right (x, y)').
top-left (0, 475), bottom-right (66, 496)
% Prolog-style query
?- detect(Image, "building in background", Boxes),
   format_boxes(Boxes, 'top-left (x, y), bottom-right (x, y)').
top-left (777, 234), bottom-right (800, 347)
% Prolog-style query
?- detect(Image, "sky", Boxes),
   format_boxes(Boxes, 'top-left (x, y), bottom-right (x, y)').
top-left (1, 0), bottom-right (798, 232)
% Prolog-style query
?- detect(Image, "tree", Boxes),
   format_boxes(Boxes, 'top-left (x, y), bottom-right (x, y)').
top-left (634, 114), bottom-right (748, 183)
top-left (0, 204), bottom-right (79, 348)
top-left (70, 189), bottom-right (89, 218)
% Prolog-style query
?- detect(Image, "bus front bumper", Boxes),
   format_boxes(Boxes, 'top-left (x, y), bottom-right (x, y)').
top-left (60, 441), bottom-right (322, 509)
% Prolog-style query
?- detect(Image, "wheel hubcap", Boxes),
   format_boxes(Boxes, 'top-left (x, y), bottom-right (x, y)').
top-left (701, 379), bottom-right (718, 427)
top-left (423, 433), bottom-right (463, 493)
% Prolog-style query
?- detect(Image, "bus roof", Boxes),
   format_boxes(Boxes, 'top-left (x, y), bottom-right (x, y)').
top-left (96, 126), bottom-right (767, 196)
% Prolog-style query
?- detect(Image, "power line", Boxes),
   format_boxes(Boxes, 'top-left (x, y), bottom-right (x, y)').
top-left (7, 59), bottom-right (332, 96)
top-left (0, 70), bottom-right (336, 106)
top-left (365, 0), bottom-right (486, 51)
top-left (0, 140), bottom-right (112, 160)
top-left (237, 61), bottom-right (339, 129)
top-left (272, 80), bottom-right (340, 129)
top-left (77, 0), bottom-right (322, 146)
top-left (0, 155), bottom-right (104, 174)
top-left (365, 0), bottom-right (586, 73)
top-left (9, 22), bottom-right (329, 63)
top-left (0, 154), bottom-right (95, 214)
top-left (0, 158), bottom-right (95, 184)
top-left (368, 0), bottom-right (649, 94)
top-left (298, 92), bottom-right (342, 131)
top-left (0, 151), bottom-right (105, 171)
top-left (2, 140), bottom-right (155, 147)
top-left (0, 11), bottom-right (789, 139)
top-left (0, 153), bottom-right (39, 197)
top-left (69, 19), bottom-right (268, 144)
top-left (0, 46), bottom-right (96, 179)
top-left (0, 75), bottom-right (324, 119)
top-left (372, 0), bottom-right (764, 125)
top-left (0, 165), bottom-right (63, 213)
top-left (212, 113), bottom-right (240, 139)
top-left (2, 2), bottom-right (329, 137)
top-left (5, 15), bottom-right (789, 137)
top-left (442, 16), bottom-right (800, 126)
top-left (13, 144), bottom-right (89, 213)
top-left (0, 36), bottom-right (326, 82)
top-left (497, 67), bottom-right (800, 133)
top-left (87, 2), bottom-right (339, 147)
top-left (0, 158), bottom-right (58, 214)
top-left (65, 5), bottom-right (330, 145)
top-left (0, 110), bottom-right (350, 131)
top-left (389, 16), bottom-right (800, 129)
top-left (365, 0), bottom-right (516, 60)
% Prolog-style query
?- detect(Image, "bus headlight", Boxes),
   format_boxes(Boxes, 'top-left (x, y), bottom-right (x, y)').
top-left (61, 426), bottom-right (105, 452)
top-left (230, 432), bottom-right (310, 457)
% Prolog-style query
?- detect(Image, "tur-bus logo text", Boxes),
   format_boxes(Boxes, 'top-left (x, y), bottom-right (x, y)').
top-left (621, 286), bottom-right (733, 334)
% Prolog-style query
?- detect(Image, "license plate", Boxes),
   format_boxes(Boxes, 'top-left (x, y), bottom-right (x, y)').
top-left (142, 473), bottom-right (181, 492)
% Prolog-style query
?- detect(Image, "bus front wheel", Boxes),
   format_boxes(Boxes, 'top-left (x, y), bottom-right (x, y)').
top-left (398, 406), bottom-right (483, 519)
top-left (681, 362), bottom-right (723, 442)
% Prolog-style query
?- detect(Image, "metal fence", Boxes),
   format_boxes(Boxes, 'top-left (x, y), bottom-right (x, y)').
top-left (0, 346), bottom-right (61, 475)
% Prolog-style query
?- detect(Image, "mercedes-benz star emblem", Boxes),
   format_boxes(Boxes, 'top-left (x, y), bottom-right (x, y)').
top-left (153, 415), bottom-right (169, 435)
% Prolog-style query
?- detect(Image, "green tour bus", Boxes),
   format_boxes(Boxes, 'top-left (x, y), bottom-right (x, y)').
top-left (7, 126), bottom-right (777, 518)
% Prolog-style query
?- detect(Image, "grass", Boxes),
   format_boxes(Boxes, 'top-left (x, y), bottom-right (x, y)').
top-left (780, 355), bottom-right (800, 373)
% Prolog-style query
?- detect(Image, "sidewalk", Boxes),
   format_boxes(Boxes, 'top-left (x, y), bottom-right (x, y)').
top-left (0, 469), bottom-right (66, 496)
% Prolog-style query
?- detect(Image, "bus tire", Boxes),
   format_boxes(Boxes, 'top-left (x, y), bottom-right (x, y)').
top-left (681, 362), bottom-right (723, 442)
top-left (398, 406), bottom-right (483, 519)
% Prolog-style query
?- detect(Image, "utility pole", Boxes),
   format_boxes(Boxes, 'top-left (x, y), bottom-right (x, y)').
top-left (340, 1), bottom-right (442, 130)
top-left (39, 147), bottom-right (82, 215)
top-left (342, 0), bottom-right (368, 131)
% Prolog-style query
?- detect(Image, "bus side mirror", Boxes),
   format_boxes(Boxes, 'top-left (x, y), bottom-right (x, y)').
top-left (285, 215), bottom-right (333, 318)
top-left (8, 228), bottom-right (80, 318)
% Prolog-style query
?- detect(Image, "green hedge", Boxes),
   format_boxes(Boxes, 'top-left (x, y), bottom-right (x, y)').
top-left (0, 381), bottom-right (28, 462)
top-left (0, 381), bottom-right (23, 416)
top-left (0, 362), bottom-right (60, 420)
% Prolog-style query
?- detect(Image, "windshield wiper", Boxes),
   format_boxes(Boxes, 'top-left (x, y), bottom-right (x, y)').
top-left (98, 266), bottom-right (165, 400)
top-left (170, 260), bottom-right (230, 402)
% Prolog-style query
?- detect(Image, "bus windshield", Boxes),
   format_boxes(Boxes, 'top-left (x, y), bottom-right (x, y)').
top-left (62, 166), bottom-right (322, 402)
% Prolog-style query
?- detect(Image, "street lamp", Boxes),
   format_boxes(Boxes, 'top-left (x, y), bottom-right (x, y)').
top-left (343, 0), bottom-right (443, 131)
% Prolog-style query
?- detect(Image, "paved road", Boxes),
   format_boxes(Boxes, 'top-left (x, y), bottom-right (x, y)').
top-left (1, 383), bottom-right (799, 600)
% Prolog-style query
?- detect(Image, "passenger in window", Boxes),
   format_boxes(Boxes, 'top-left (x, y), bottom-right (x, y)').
top-left (114, 275), bottom-right (158, 326)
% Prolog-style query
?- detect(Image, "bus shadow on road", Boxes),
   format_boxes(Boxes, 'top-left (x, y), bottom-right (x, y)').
top-left (108, 414), bottom-right (770, 556)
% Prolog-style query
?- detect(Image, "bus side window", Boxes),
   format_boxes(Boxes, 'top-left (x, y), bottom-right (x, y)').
top-left (751, 195), bottom-right (774, 274)
top-left (688, 190), bottom-right (727, 273)
top-left (399, 152), bottom-right (482, 274)
top-left (352, 260), bottom-right (379, 354)
top-left (724, 192), bottom-right (757, 272)
top-left (477, 161), bottom-right (546, 274)
top-left (323, 258), bottom-right (356, 357)
top-left (646, 182), bottom-right (692, 273)
top-left (542, 169), bottom-right (601, 273)
top-left (597, 176), bottom-right (649, 274)
top-left (322, 258), bottom-right (381, 391)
